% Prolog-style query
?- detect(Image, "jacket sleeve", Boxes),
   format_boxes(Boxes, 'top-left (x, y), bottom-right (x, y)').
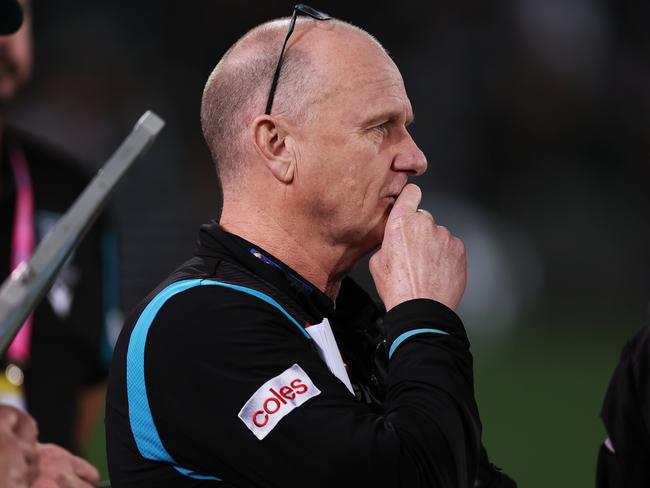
top-left (597, 325), bottom-right (650, 487)
top-left (143, 287), bottom-right (483, 488)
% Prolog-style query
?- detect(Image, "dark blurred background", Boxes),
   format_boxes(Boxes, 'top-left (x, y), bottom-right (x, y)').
top-left (6, 0), bottom-right (650, 486)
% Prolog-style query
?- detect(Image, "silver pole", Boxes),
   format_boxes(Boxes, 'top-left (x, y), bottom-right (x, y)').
top-left (0, 111), bottom-right (165, 353)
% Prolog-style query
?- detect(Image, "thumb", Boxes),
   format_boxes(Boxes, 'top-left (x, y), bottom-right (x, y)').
top-left (387, 183), bottom-right (422, 223)
top-left (368, 248), bottom-right (381, 273)
top-left (73, 455), bottom-right (100, 483)
top-left (10, 409), bottom-right (37, 443)
top-left (0, 406), bottom-right (18, 433)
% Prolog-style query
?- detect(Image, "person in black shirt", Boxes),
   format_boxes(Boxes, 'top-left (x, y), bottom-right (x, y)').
top-left (597, 321), bottom-right (650, 486)
top-left (0, 0), bottom-right (119, 454)
top-left (106, 8), bottom-right (516, 487)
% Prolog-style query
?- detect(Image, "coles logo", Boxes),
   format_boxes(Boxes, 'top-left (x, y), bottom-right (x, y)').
top-left (238, 364), bottom-right (320, 440)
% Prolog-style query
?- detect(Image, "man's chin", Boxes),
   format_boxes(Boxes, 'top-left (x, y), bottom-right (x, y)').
top-left (341, 208), bottom-right (390, 257)
top-left (364, 216), bottom-right (389, 251)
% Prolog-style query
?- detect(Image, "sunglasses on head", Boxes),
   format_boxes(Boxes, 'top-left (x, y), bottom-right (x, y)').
top-left (264, 4), bottom-right (331, 116)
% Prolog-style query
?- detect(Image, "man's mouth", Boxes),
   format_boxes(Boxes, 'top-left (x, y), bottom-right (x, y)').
top-left (383, 195), bottom-right (397, 205)
top-left (386, 182), bottom-right (407, 200)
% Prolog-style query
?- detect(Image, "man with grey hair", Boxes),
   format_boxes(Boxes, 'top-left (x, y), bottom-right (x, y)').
top-left (106, 6), bottom-right (516, 487)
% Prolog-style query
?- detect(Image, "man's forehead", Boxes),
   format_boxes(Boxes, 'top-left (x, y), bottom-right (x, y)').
top-left (356, 94), bottom-right (415, 126)
top-left (258, 18), bottom-right (413, 120)
top-left (324, 54), bottom-right (412, 118)
top-left (344, 63), bottom-right (406, 94)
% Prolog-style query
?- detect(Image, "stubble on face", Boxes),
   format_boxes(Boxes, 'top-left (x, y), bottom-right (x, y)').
top-left (319, 55), bottom-right (412, 247)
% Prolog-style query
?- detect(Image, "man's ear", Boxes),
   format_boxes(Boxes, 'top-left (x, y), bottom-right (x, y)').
top-left (250, 115), bottom-right (295, 184)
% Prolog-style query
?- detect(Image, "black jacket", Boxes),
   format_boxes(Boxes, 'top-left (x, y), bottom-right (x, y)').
top-left (106, 222), bottom-right (515, 487)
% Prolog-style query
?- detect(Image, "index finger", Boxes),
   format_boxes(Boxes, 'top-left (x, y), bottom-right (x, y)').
top-left (387, 183), bottom-right (422, 223)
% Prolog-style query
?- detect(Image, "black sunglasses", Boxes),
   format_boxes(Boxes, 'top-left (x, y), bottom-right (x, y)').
top-left (264, 4), bottom-right (331, 115)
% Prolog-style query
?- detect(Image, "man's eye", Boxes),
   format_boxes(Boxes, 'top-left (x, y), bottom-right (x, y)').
top-left (372, 123), bottom-right (389, 135)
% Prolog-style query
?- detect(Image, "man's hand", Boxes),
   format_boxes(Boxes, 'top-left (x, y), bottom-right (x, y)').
top-left (370, 183), bottom-right (466, 311)
top-left (0, 405), bottom-right (38, 488)
top-left (0, 406), bottom-right (99, 488)
top-left (31, 444), bottom-right (99, 488)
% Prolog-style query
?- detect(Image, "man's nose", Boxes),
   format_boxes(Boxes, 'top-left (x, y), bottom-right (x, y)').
top-left (391, 133), bottom-right (427, 176)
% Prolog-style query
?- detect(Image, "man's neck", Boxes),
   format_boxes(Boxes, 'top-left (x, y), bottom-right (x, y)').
top-left (220, 201), bottom-right (360, 301)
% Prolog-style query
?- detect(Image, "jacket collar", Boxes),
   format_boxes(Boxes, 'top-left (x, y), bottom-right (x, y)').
top-left (194, 221), bottom-right (382, 325)
top-left (195, 221), bottom-right (338, 319)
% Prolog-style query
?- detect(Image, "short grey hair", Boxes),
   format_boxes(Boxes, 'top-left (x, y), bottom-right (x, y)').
top-left (200, 20), bottom-right (318, 187)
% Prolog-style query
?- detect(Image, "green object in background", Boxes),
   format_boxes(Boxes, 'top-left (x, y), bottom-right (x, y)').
top-left (84, 324), bottom-right (636, 485)
top-left (85, 404), bottom-right (108, 480)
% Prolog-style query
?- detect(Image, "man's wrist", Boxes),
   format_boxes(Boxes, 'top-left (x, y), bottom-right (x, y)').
top-left (384, 298), bottom-right (469, 359)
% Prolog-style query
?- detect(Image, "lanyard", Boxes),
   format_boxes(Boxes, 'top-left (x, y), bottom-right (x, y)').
top-left (6, 141), bottom-right (34, 365)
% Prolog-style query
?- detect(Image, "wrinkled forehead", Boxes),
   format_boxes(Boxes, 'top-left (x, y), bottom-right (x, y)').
top-left (317, 35), bottom-right (412, 119)
top-left (337, 59), bottom-right (407, 101)
top-left (271, 19), bottom-right (412, 120)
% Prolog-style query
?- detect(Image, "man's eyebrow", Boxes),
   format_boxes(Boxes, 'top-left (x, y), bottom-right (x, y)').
top-left (361, 110), bottom-right (415, 127)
